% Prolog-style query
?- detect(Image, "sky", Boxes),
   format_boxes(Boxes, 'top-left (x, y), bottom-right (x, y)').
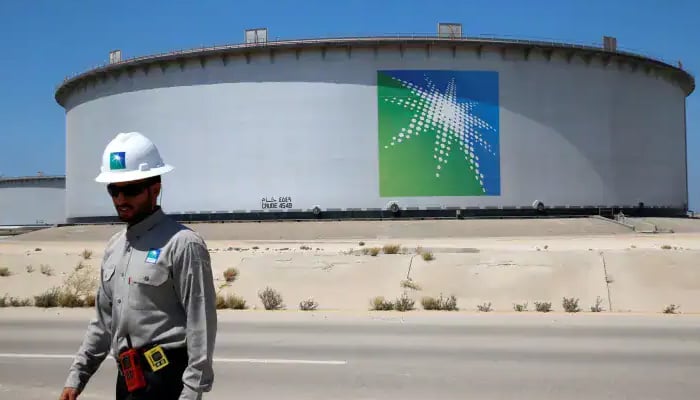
top-left (0, 0), bottom-right (698, 208)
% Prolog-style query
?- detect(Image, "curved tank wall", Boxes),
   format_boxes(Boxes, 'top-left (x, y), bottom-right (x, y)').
top-left (0, 177), bottom-right (66, 225)
top-left (58, 41), bottom-right (692, 221)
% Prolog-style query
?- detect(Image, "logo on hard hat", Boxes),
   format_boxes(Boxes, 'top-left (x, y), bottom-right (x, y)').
top-left (110, 152), bottom-right (126, 170)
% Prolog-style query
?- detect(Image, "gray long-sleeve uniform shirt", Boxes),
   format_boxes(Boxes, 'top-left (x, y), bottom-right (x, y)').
top-left (65, 208), bottom-right (217, 399)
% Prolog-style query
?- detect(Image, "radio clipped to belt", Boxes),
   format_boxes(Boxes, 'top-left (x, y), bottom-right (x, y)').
top-left (118, 335), bottom-right (170, 393)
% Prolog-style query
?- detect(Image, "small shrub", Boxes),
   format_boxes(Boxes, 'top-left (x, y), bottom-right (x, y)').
top-left (300, 245), bottom-right (312, 250)
top-left (81, 249), bottom-right (93, 260)
top-left (40, 264), bottom-right (53, 276)
top-left (562, 297), bottom-right (581, 313)
top-left (34, 248), bottom-right (42, 252)
top-left (661, 245), bottom-right (672, 250)
top-left (358, 241), bottom-right (365, 246)
top-left (663, 304), bottom-right (679, 314)
top-left (252, 246), bottom-right (259, 250)
top-left (394, 293), bottom-right (415, 312)
top-left (370, 296), bottom-right (394, 311)
top-left (0, 267), bottom-right (11, 277)
top-left (58, 291), bottom-right (84, 308)
top-left (216, 294), bottom-right (227, 309)
top-left (383, 244), bottom-right (401, 254)
top-left (299, 298), bottom-right (319, 311)
top-left (75, 261), bottom-right (87, 271)
top-left (26, 265), bottom-right (34, 273)
top-left (421, 294), bottom-right (458, 311)
top-left (226, 294), bottom-right (248, 309)
top-left (590, 296), bottom-right (605, 312)
top-left (368, 247), bottom-right (380, 256)
top-left (421, 252), bottom-right (435, 261)
top-left (0, 295), bottom-right (8, 307)
top-left (34, 287), bottom-right (61, 308)
top-left (477, 302), bottom-right (492, 312)
top-left (63, 265), bottom-right (98, 301)
top-left (258, 287), bottom-right (284, 310)
top-left (535, 301), bottom-right (552, 313)
top-left (84, 293), bottom-right (96, 307)
top-left (513, 302), bottom-right (528, 312)
top-left (10, 297), bottom-right (32, 307)
top-left (223, 268), bottom-right (239, 283)
top-left (400, 279), bottom-right (421, 291)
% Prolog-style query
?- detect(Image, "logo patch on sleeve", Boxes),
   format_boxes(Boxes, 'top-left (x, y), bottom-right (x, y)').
top-left (145, 249), bottom-right (161, 264)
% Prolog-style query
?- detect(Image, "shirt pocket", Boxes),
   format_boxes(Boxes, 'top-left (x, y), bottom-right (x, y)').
top-left (128, 265), bottom-right (172, 310)
top-left (102, 264), bottom-right (116, 282)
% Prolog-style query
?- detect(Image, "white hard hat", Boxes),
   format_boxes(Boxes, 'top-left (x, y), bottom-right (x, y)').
top-left (95, 131), bottom-right (174, 183)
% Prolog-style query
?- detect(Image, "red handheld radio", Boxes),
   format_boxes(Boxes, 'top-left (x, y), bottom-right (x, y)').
top-left (118, 335), bottom-right (147, 392)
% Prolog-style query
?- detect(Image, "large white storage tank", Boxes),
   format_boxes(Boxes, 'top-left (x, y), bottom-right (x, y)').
top-left (55, 32), bottom-right (694, 223)
top-left (0, 176), bottom-right (66, 226)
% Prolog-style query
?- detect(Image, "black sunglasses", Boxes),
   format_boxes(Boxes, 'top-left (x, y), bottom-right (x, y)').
top-left (107, 181), bottom-right (150, 197)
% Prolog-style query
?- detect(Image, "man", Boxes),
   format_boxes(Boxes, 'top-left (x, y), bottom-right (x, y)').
top-left (59, 131), bottom-right (217, 400)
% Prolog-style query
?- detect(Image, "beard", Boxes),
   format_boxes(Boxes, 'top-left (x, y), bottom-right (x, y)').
top-left (115, 192), bottom-right (156, 226)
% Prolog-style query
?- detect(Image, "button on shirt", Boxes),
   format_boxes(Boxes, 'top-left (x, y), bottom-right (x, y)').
top-left (65, 208), bottom-right (217, 400)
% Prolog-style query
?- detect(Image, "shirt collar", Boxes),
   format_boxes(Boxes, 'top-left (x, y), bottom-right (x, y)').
top-left (126, 207), bottom-right (166, 241)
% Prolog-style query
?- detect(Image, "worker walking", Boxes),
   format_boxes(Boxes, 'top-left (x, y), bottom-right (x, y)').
top-left (58, 132), bottom-right (217, 400)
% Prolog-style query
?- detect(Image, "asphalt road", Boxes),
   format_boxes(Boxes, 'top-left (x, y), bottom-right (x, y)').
top-left (1, 311), bottom-right (699, 399)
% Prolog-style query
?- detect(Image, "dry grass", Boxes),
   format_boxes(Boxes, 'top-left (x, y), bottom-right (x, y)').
top-left (63, 264), bottom-right (98, 299)
top-left (663, 304), bottom-right (679, 314)
top-left (535, 301), bottom-right (552, 312)
top-left (34, 287), bottom-right (61, 308)
top-left (0, 295), bottom-right (32, 307)
top-left (80, 249), bottom-right (93, 260)
top-left (370, 296), bottom-right (394, 311)
top-left (562, 297), bottom-right (581, 313)
top-left (590, 296), bottom-right (605, 312)
top-left (367, 247), bottom-right (381, 256)
top-left (258, 287), bottom-right (284, 310)
top-left (217, 293), bottom-right (248, 309)
top-left (394, 293), bottom-right (415, 312)
top-left (476, 302), bottom-right (493, 312)
top-left (299, 298), bottom-right (319, 311)
top-left (225, 293), bottom-right (248, 309)
top-left (223, 267), bottom-right (239, 283)
top-left (382, 244), bottom-right (401, 254)
top-left (216, 294), bottom-right (227, 309)
top-left (421, 294), bottom-right (458, 311)
top-left (400, 279), bottom-right (422, 291)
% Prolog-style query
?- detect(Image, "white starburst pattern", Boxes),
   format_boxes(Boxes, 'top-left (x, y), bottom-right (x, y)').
top-left (382, 74), bottom-right (497, 192)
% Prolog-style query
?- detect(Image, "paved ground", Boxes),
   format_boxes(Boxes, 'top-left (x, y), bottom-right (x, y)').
top-left (1, 310), bottom-right (699, 399)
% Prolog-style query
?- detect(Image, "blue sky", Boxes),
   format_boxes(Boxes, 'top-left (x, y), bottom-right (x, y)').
top-left (1, 0), bottom-right (698, 208)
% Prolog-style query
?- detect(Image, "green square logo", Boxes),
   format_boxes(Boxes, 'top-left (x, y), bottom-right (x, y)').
top-left (378, 70), bottom-right (500, 197)
top-left (109, 152), bottom-right (126, 170)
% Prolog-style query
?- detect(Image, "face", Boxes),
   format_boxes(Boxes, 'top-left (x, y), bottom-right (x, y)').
top-left (107, 178), bottom-right (161, 224)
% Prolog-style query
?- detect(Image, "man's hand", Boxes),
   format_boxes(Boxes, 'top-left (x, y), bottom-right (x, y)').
top-left (59, 387), bottom-right (80, 400)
